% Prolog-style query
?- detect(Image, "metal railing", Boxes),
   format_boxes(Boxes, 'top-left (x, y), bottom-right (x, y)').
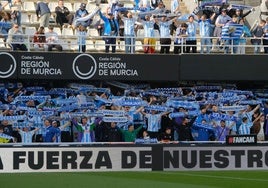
top-left (1, 34), bottom-right (267, 54)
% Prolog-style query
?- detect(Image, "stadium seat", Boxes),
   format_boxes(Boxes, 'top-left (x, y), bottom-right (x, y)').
top-left (45, 27), bottom-right (62, 36)
top-left (23, 1), bottom-right (36, 12)
top-left (62, 27), bottom-right (74, 37)
top-left (24, 27), bottom-right (37, 36)
top-left (154, 29), bottom-right (160, 40)
top-left (73, 2), bottom-right (81, 12)
top-left (86, 40), bottom-right (96, 51)
top-left (99, 3), bottom-right (109, 13)
top-left (30, 14), bottom-right (39, 24)
top-left (64, 2), bottom-right (73, 12)
top-left (94, 40), bottom-right (105, 51)
top-left (21, 13), bottom-right (30, 25)
top-left (2, 1), bottom-right (10, 10)
top-left (123, 3), bottom-right (134, 9)
top-left (87, 28), bottom-right (99, 37)
top-left (86, 3), bottom-right (99, 13)
top-left (135, 41), bottom-right (143, 52)
top-left (0, 38), bottom-right (6, 48)
top-left (48, 2), bottom-right (58, 13)
top-left (117, 40), bottom-right (125, 51)
top-left (136, 29), bottom-right (144, 40)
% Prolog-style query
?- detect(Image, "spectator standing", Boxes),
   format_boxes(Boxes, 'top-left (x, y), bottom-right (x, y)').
top-left (72, 116), bottom-right (95, 143)
top-left (177, 117), bottom-right (194, 141)
top-left (120, 124), bottom-right (142, 142)
top-left (156, 15), bottom-right (174, 54)
top-left (33, 26), bottom-right (46, 51)
top-left (238, 18), bottom-right (251, 54)
top-left (36, 0), bottom-right (51, 27)
top-left (99, 10), bottom-right (119, 53)
top-left (139, 14), bottom-right (156, 53)
top-left (121, 12), bottom-right (137, 53)
top-left (239, 113), bottom-right (261, 135)
top-left (55, 0), bottom-right (74, 27)
top-left (173, 22), bottom-right (187, 54)
top-left (251, 20), bottom-right (265, 54)
top-left (7, 23), bottom-right (27, 51)
top-left (76, 24), bottom-right (87, 53)
top-left (43, 119), bottom-right (60, 142)
top-left (186, 15), bottom-right (197, 53)
top-left (10, 0), bottom-right (23, 26)
top-left (198, 13), bottom-right (215, 54)
top-left (17, 126), bottom-right (39, 144)
top-left (263, 17), bottom-right (268, 53)
top-left (213, 8), bottom-right (231, 49)
top-left (45, 26), bottom-right (63, 51)
top-left (171, 0), bottom-right (180, 14)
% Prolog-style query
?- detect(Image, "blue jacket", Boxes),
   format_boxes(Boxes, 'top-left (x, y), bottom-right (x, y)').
top-left (99, 11), bottom-right (119, 36)
top-left (43, 125), bottom-right (60, 142)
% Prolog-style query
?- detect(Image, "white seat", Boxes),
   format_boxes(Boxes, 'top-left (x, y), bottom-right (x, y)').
top-left (48, 2), bottom-right (58, 13)
top-left (99, 3), bottom-right (109, 13)
top-left (154, 29), bottom-right (160, 40)
top-left (86, 3), bottom-right (98, 13)
top-left (24, 27), bottom-right (36, 36)
top-left (73, 2), bottom-right (81, 12)
top-left (135, 41), bottom-right (143, 51)
top-left (123, 3), bottom-right (134, 9)
top-left (94, 40), bottom-right (105, 51)
top-left (64, 2), bottom-right (73, 12)
top-left (87, 28), bottom-right (99, 37)
top-left (21, 13), bottom-right (30, 25)
top-left (2, 1), bottom-right (10, 10)
top-left (23, 1), bottom-right (36, 12)
top-left (86, 40), bottom-right (95, 51)
top-left (0, 38), bottom-right (6, 48)
top-left (136, 29), bottom-right (144, 40)
top-left (45, 27), bottom-right (62, 36)
top-left (30, 14), bottom-right (39, 24)
top-left (118, 40), bottom-right (125, 51)
top-left (62, 27), bottom-right (74, 36)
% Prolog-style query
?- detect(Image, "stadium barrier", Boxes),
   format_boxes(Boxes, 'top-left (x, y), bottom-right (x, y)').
top-left (1, 143), bottom-right (268, 172)
top-left (0, 33), bottom-right (267, 54)
top-left (1, 51), bottom-right (268, 81)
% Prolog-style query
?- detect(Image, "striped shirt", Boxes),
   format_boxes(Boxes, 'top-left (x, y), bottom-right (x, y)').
top-left (123, 17), bottom-right (137, 36)
top-left (239, 122), bottom-right (253, 135)
top-left (143, 21), bottom-right (155, 37)
top-left (18, 130), bottom-right (35, 143)
top-left (199, 19), bottom-right (212, 37)
top-left (145, 114), bottom-right (162, 132)
top-left (186, 22), bottom-right (197, 40)
top-left (159, 20), bottom-right (172, 38)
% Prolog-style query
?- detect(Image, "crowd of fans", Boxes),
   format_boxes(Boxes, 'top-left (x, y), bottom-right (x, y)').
top-left (0, 81), bottom-right (268, 144)
top-left (1, 0), bottom-right (266, 53)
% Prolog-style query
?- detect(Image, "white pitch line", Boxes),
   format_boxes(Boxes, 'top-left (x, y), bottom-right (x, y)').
top-left (151, 171), bottom-right (268, 182)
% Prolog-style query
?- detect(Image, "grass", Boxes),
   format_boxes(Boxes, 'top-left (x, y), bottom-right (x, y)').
top-left (1, 171), bottom-right (268, 188)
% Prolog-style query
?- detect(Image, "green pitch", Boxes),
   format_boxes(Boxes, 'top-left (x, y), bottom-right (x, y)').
top-left (1, 171), bottom-right (268, 188)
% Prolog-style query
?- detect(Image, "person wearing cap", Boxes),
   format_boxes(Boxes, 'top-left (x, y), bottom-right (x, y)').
top-left (99, 9), bottom-right (119, 53)
top-left (73, 3), bottom-right (91, 28)
top-left (36, 0), bottom-right (51, 27)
